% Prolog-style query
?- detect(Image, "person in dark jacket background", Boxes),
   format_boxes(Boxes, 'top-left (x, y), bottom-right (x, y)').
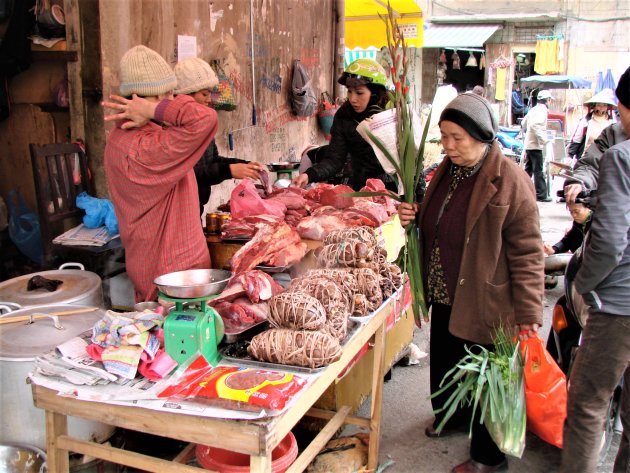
top-left (174, 57), bottom-right (262, 215)
top-left (291, 58), bottom-right (396, 192)
top-left (543, 202), bottom-right (591, 255)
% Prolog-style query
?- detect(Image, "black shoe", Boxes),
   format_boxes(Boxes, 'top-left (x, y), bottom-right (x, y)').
top-left (537, 197), bottom-right (552, 202)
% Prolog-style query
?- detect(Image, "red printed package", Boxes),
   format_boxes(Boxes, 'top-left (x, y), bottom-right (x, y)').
top-left (158, 356), bottom-right (306, 411)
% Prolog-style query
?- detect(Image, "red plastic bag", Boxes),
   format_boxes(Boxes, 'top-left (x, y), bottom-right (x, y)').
top-left (520, 335), bottom-right (567, 448)
top-left (230, 179), bottom-right (286, 219)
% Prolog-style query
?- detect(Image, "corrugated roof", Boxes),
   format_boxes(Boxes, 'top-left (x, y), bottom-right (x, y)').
top-left (422, 24), bottom-right (501, 48)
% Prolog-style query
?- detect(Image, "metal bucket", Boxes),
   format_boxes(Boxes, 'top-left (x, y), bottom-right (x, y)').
top-left (0, 304), bottom-right (115, 450)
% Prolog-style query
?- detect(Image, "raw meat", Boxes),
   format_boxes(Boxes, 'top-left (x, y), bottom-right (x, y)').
top-left (297, 214), bottom-right (347, 240)
top-left (304, 183), bottom-right (335, 202)
top-left (230, 222), bottom-right (304, 274)
top-left (213, 300), bottom-right (255, 330)
top-left (221, 215), bottom-right (281, 240)
top-left (359, 179), bottom-right (397, 215)
top-left (210, 269), bottom-right (284, 305)
top-left (265, 188), bottom-right (307, 210)
top-left (232, 297), bottom-right (269, 322)
top-left (320, 185), bottom-right (356, 209)
top-left (349, 200), bottom-right (390, 225)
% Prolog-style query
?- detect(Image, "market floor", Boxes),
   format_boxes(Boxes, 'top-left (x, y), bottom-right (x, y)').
top-left (344, 187), bottom-right (622, 473)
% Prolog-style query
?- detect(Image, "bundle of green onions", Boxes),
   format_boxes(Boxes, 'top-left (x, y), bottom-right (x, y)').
top-left (431, 326), bottom-right (526, 458)
top-left (347, 3), bottom-right (430, 324)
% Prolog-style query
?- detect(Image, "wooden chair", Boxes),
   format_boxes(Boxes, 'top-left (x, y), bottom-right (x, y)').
top-left (29, 143), bottom-right (125, 306)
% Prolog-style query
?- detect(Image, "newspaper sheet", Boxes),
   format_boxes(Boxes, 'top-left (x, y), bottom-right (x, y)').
top-left (53, 224), bottom-right (119, 247)
top-left (355, 107), bottom-right (424, 195)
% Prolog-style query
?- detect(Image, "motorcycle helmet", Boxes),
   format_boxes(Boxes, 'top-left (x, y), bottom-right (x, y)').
top-left (537, 90), bottom-right (553, 101)
top-left (338, 58), bottom-right (388, 88)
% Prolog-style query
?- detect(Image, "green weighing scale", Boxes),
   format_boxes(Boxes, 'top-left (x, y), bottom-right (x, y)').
top-left (161, 293), bottom-right (225, 366)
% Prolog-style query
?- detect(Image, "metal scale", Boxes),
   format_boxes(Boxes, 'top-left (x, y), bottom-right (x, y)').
top-left (161, 293), bottom-right (225, 366)
top-left (267, 162), bottom-right (301, 187)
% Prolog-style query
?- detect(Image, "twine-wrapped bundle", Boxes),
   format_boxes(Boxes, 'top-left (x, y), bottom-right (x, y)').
top-left (305, 269), bottom-right (358, 299)
top-left (316, 240), bottom-right (372, 268)
top-left (379, 262), bottom-right (403, 299)
top-left (289, 277), bottom-right (350, 340)
top-left (248, 328), bottom-right (342, 368)
top-left (268, 292), bottom-right (326, 331)
top-left (353, 293), bottom-right (370, 315)
top-left (351, 268), bottom-right (383, 311)
top-left (323, 227), bottom-right (377, 248)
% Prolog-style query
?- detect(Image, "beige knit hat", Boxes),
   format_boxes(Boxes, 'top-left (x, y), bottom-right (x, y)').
top-left (119, 45), bottom-right (177, 97)
top-left (174, 58), bottom-right (219, 95)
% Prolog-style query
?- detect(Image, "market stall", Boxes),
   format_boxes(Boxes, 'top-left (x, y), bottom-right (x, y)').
top-left (23, 203), bottom-right (415, 471)
top-left (31, 282), bottom-right (412, 472)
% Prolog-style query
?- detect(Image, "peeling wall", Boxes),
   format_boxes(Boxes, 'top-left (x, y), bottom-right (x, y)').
top-left (99, 0), bottom-right (335, 210)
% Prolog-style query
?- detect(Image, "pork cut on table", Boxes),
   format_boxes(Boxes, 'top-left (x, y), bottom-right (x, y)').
top-left (221, 215), bottom-right (281, 240)
top-left (230, 222), bottom-right (307, 274)
top-left (360, 178), bottom-right (397, 215)
top-left (265, 188), bottom-right (307, 210)
top-left (212, 300), bottom-right (256, 330)
top-left (211, 269), bottom-right (284, 304)
top-left (297, 213), bottom-right (347, 240)
top-left (320, 184), bottom-right (356, 209)
top-left (232, 297), bottom-right (269, 322)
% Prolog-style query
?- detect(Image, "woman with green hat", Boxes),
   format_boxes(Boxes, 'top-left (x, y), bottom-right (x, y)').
top-left (292, 58), bottom-right (396, 191)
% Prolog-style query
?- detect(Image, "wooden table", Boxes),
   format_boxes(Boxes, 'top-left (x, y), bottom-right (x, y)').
top-left (32, 290), bottom-right (409, 473)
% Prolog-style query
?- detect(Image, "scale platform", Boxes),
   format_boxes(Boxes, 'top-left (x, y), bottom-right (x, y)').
top-left (160, 293), bottom-right (224, 366)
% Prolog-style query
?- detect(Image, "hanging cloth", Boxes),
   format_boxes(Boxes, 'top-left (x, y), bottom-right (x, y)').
top-left (479, 53), bottom-right (486, 69)
top-left (439, 49), bottom-right (447, 63)
top-left (451, 50), bottom-right (461, 70)
top-left (495, 67), bottom-right (507, 101)
top-left (534, 39), bottom-right (559, 75)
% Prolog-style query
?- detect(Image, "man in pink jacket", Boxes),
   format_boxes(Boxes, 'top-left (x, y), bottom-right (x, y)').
top-left (103, 45), bottom-right (218, 302)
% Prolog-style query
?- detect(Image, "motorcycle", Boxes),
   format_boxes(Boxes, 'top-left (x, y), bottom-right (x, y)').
top-left (546, 188), bottom-right (622, 465)
top-left (496, 126), bottom-right (524, 163)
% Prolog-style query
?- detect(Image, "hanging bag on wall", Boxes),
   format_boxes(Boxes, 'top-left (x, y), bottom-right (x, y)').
top-left (317, 92), bottom-right (340, 140)
top-left (208, 60), bottom-right (237, 111)
top-left (7, 189), bottom-right (44, 265)
top-left (290, 59), bottom-right (317, 117)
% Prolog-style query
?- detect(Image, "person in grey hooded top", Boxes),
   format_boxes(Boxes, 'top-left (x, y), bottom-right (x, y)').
top-left (560, 65), bottom-right (630, 473)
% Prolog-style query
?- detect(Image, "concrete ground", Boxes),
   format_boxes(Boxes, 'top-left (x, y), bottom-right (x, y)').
top-left (343, 176), bottom-right (622, 473)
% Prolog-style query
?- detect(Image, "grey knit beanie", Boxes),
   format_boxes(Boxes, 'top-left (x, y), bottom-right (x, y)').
top-left (174, 57), bottom-right (219, 95)
top-left (439, 93), bottom-right (498, 143)
top-left (119, 45), bottom-right (177, 97)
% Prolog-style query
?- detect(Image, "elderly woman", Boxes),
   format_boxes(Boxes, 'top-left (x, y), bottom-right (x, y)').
top-left (399, 93), bottom-right (544, 473)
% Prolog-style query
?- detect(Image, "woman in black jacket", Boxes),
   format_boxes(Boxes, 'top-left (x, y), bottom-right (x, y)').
top-left (292, 58), bottom-right (396, 192)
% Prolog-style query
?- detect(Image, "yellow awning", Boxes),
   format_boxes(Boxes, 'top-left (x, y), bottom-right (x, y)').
top-left (345, 0), bottom-right (423, 49)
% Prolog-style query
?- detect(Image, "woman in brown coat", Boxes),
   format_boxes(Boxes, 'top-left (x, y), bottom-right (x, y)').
top-left (399, 93), bottom-right (544, 473)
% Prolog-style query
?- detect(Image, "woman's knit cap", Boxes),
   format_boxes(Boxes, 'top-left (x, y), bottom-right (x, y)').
top-left (616, 66), bottom-right (630, 109)
top-left (174, 57), bottom-right (218, 95)
top-left (439, 93), bottom-right (498, 143)
top-left (119, 45), bottom-right (177, 97)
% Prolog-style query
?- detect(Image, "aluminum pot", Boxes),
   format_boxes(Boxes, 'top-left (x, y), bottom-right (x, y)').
top-left (0, 263), bottom-right (104, 309)
top-left (0, 304), bottom-right (115, 450)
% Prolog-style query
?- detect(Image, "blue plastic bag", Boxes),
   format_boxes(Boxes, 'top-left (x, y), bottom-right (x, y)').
top-left (7, 189), bottom-right (44, 265)
top-left (76, 192), bottom-right (119, 234)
